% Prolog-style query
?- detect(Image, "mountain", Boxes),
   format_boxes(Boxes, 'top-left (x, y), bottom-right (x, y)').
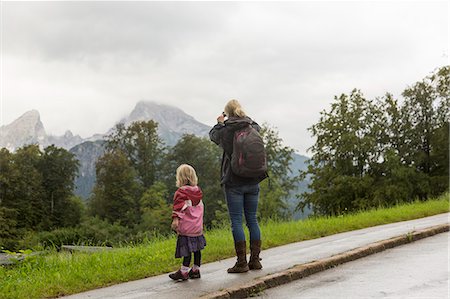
top-left (288, 153), bottom-right (312, 220)
top-left (69, 140), bottom-right (106, 199)
top-left (115, 101), bottom-right (211, 146)
top-left (0, 110), bottom-right (47, 151)
top-left (0, 101), bottom-right (210, 151)
top-left (0, 102), bottom-right (214, 200)
top-left (0, 110), bottom-right (85, 151)
top-left (48, 130), bottom-right (85, 150)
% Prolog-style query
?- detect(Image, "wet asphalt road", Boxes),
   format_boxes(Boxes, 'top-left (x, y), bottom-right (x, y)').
top-left (257, 232), bottom-right (450, 299)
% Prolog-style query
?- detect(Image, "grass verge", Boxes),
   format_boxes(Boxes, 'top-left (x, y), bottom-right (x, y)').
top-left (1, 194), bottom-right (448, 299)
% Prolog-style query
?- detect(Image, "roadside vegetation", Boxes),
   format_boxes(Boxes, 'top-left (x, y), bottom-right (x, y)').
top-left (1, 194), bottom-right (448, 299)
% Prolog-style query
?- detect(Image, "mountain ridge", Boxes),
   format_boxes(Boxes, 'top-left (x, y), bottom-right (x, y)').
top-left (0, 109), bottom-right (47, 150)
top-left (1, 101), bottom-right (211, 151)
top-left (1, 101), bottom-right (310, 201)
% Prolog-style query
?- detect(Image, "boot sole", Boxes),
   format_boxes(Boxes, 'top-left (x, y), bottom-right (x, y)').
top-left (227, 267), bottom-right (250, 273)
top-left (169, 277), bottom-right (188, 281)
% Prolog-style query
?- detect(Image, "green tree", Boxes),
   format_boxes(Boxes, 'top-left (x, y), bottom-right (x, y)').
top-left (429, 122), bottom-right (449, 194)
top-left (299, 90), bottom-right (378, 215)
top-left (0, 149), bottom-right (21, 249)
top-left (89, 150), bottom-right (141, 227)
top-left (371, 149), bottom-right (428, 206)
top-left (401, 66), bottom-right (449, 198)
top-left (0, 145), bottom-right (82, 249)
top-left (62, 196), bottom-right (85, 227)
top-left (301, 66), bottom-right (449, 216)
top-left (10, 145), bottom-right (46, 229)
top-left (369, 94), bottom-right (419, 206)
top-left (0, 148), bottom-right (17, 214)
top-left (258, 123), bottom-right (300, 220)
top-left (39, 145), bottom-right (80, 229)
top-left (0, 206), bottom-right (20, 249)
top-left (106, 121), bottom-right (164, 189)
top-left (162, 134), bottom-right (225, 227)
top-left (89, 120), bottom-right (165, 230)
top-left (138, 182), bottom-right (172, 235)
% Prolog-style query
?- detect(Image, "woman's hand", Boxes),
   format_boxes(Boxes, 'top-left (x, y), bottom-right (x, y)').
top-left (171, 218), bottom-right (179, 232)
top-left (217, 113), bottom-right (225, 124)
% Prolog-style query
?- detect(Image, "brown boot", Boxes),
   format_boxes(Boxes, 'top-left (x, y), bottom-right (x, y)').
top-left (227, 240), bottom-right (249, 273)
top-left (248, 240), bottom-right (262, 270)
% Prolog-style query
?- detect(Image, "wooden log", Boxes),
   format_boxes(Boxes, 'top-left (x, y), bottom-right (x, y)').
top-left (61, 245), bottom-right (113, 253)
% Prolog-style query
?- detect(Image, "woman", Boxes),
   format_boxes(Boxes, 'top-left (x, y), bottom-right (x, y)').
top-left (209, 99), bottom-right (267, 273)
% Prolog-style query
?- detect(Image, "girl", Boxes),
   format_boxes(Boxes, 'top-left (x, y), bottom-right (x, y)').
top-left (169, 164), bottom-right (206, 281)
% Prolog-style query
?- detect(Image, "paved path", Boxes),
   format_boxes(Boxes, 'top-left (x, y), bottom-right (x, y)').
top-left (257, 231), bottom-right (450, 299)
top-left (64, 213), bottom-right (449, 299)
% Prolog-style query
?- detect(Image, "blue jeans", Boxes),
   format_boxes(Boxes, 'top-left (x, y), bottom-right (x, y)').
top-left (225, 184), bottom-right (261, 242)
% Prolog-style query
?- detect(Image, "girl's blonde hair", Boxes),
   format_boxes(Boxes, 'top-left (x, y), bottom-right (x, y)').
top-left (176, 164), bottom-right (198, 187)
top-left (224, 99), bottom-right (247, 118)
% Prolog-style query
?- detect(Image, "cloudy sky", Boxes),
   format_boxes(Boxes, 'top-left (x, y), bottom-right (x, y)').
top-left (1, 1), bottom-right (448, 155)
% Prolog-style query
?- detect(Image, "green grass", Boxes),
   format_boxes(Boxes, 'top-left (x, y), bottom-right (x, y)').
top-left (1, 194), bottom-right (449, 299)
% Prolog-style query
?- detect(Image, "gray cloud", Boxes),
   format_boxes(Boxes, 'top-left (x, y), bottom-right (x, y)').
top-left (4, 2), bottom-right (235, 64)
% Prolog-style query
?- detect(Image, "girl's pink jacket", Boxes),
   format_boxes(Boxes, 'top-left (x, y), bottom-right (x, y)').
top-left (172, 185), bottom-right (204, 237)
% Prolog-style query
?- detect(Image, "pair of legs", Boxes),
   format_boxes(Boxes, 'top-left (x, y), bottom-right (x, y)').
top-left (182, 251), bottom-right (201, 267)
top-left (169, 251), bottom-right (202, 281)
top-left (225, 183), bottom-right (261, 242)
top-left (225, 183), bottom-right (263, 273)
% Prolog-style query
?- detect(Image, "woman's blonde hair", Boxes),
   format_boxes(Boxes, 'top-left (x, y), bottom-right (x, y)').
top-left (176, 164), bottom-right (198, 187)
top-left (224, 99), bottom-right (247, 118)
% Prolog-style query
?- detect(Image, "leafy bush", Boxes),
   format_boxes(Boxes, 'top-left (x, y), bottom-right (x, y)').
top-left (78, 217), bottom-right (131, 246)
top-left (35, 228), bottom-right (83, 249)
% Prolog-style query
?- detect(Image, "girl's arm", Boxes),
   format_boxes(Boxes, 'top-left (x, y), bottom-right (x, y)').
top-left (171, 190), bottom-right (185, 232)
top-left (171, 217), bottom-right (179, 232)
top-left (172, 190), bottom-right (186, 219)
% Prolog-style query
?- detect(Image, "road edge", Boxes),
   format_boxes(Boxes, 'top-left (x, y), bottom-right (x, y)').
top-left (199, 223), bottom-right (449, 299)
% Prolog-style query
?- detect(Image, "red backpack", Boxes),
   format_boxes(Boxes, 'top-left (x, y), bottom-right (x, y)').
top-left (231, 125), bottom-right (267, 178)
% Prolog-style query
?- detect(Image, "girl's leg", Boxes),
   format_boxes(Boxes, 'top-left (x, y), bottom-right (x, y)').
top-left (193, 250), bottom-right (201, 267)
top-left (169, 254), bottom-right (190, 281)
top-left (182, 254), bottom-right (192, 267)
top-left (189, 251), bottom-right (202, 279)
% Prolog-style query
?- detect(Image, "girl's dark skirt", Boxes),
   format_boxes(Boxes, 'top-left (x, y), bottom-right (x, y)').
top-left (175, 235), bottom-right (206, 258)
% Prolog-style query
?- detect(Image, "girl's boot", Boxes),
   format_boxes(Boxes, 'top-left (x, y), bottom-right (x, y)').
top-left (189, 264), bottom-right (201, 279)
top-left (169, 266), bottom-right (189, 281)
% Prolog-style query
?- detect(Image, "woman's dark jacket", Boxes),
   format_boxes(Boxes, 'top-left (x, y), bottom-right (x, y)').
top-left (209, 116), bottom-right (268, 187)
